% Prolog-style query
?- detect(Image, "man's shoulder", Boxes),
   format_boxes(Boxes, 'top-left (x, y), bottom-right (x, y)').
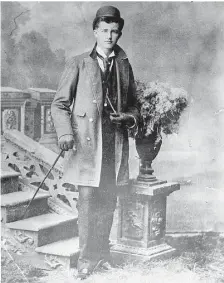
top-left (65, 51), bottom-right (90, 66)
top-left (74, 51), bottom-right (91, 61)
top-left (114, 44), bottom-right (129, 61)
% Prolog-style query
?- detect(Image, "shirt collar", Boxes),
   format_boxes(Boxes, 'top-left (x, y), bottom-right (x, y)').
top-left (89, 43), bottom-right (127, 61)
top-left (96, 45), bottom-right (115, 59)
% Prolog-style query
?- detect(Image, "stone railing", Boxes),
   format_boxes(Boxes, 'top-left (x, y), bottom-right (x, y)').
top-left (1, 87), bottom-right (58, 153)
top-left (2, 129), bottom-right (78, 216)
top-left (1, 89), bottom-right (36, 138)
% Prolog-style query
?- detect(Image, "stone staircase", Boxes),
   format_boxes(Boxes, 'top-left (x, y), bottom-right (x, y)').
top-left (1, 169), bottom-right (80, 269)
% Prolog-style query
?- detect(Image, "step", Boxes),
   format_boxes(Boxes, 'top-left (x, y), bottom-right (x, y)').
top-left (7, 213), bottom-right (78, 247)
top-left (36, 237), bottom-right (80, 269)
top-left (1, 170), bottom-right (21, 194)
top-left (1, 191), bottom-right (49, 223)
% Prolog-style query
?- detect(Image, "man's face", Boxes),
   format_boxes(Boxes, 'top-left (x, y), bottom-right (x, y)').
top-left (94, 21), bottom-right (121, 52)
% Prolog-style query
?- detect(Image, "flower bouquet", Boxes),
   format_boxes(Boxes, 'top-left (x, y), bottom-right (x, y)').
top-left (134, 80), bottom-right (188, 180)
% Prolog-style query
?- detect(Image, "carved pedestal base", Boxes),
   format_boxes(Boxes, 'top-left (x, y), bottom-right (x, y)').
top-left (111, 180), bottom-right (180, 264)
top-left (111, 242), bottom-right (176, 265)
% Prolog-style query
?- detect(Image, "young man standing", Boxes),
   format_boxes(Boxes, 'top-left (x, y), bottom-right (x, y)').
top-left (51, 6), bottom-right (139, 279)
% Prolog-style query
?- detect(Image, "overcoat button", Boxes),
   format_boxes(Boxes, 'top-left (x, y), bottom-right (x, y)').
top-left (89, 118), bottom-right (93, 122)
top-left (87, 137), bottom-right (91, 141)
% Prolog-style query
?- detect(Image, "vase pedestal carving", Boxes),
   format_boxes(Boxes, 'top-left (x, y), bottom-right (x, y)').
top-left (111, 179), bottom-right (180, 264)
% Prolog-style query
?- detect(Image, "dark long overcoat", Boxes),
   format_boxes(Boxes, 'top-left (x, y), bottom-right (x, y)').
top-left (51, 44), bottom-right (139, 187)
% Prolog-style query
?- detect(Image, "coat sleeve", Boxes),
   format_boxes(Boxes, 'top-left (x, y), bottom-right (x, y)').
top-left (51, 57), bottom-right (79, 140)
top-left (125, 63), bottom-right (140, 127)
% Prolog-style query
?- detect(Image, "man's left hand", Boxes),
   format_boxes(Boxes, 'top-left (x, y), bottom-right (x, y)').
top-left (110, 113), bottom-right (135, 127)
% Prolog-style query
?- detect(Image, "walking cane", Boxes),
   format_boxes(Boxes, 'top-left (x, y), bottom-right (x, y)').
top-left (22, 149), bottom-right (64, 220)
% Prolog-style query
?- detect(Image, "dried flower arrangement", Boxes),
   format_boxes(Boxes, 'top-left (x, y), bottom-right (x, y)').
top-left (135, 80), bottom-right (188, 138)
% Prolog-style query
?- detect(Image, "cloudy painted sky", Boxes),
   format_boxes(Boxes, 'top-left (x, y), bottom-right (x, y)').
top-left (7, 2), bottom-right (224, 176)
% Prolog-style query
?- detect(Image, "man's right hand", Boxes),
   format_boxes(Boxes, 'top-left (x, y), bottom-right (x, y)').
top-left (58, 134), bottom-right (75, 151)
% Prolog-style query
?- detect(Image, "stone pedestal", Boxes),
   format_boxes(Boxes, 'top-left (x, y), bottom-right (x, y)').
top-left (1, 87), bottom-right (30, 135)
top-left (1, 87), bottom-right (57, 150)
top-left (23, 99), bottom-right (41, 140)
top-left (25, 88), bottom-right (58, 152)
top-left (111, 180), bottom-right (180, 264)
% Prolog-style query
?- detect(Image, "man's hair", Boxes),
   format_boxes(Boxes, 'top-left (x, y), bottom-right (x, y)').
top-left (93, 16), bottom-right (124, 31)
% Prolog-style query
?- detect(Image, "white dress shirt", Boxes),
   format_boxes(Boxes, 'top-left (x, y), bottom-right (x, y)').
top-left (96, 46), bottom-right (115, 72)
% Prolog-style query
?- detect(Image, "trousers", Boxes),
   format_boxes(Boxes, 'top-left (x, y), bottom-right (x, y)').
top-left (77, 108), bottom-right (117, 270)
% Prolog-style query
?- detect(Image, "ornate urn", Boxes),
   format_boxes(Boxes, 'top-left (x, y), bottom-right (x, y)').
top-left (135, 123), bottom-right (162, 182)
top-left (131, 80), bottom-right (188, 184)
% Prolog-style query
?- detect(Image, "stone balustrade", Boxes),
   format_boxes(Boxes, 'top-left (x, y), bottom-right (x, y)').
top-left (2, 129), bottom-right (78, 216)
top-left (1, 87), bottom-right (58, 153)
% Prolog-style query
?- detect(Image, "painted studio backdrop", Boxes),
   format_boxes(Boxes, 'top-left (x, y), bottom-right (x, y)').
top-left (1, 2), bottom-right (224, 232)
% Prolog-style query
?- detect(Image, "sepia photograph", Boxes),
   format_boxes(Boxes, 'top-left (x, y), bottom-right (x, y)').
top-left (1, 1), bottom-right (224, 282)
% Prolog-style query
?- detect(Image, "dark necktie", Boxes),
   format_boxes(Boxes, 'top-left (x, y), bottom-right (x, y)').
top-left (96, 52), bottom-right (116, 113)
top-left (96, 52), bottom-right (114, 81)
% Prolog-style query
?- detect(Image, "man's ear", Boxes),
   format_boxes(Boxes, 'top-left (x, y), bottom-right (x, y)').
top-left (93, 29), bottom-right (98, 39)
top-left (118, 31), bottom-right (122, 40)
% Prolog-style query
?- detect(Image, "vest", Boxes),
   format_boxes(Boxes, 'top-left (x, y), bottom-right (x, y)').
top-left (99, 60), bottom-right (117, 184)
top-left (100, 61), bottom-right (117, 116)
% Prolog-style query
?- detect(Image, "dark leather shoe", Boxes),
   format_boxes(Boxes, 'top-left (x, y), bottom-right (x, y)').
top-left (76, 259), bottom-right (105, 280)
top-left (76, 268), bottom-right (90, 280)
top-left (100, 260), bottom-right (115, 271)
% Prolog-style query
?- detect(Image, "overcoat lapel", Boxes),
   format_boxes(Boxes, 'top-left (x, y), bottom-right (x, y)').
top-left (114, 47), bottom-right (130, 183)
top-left (84, 56), bottom-right (103, 115)
top-left (114, 45), bottom-right (129, 112)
